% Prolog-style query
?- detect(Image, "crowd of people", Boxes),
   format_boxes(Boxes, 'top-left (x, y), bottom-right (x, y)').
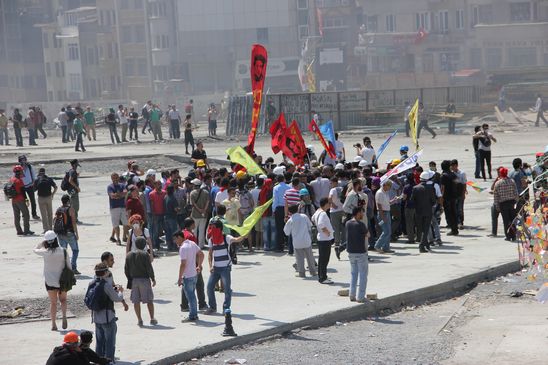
top-left (3, 128), bottom-right (546, 364)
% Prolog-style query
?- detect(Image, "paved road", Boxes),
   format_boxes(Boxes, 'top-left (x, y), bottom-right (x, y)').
top-left (196, 274), bottom-right (545, 365)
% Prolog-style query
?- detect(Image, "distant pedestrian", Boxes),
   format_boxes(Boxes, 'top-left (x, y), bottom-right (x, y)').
top-left (475, 123), bottom-right (497, 181)
top-left (34, 231), bottom-right (71, 331)
top-left (175, 231), bottom-right (205, 322)
top-left (118, 105), bottom-right (129, 142)
top-left (0, 108), bottom-right (9, 145)
top-left (58, 107), bottom-right (68, 143)
top-left (345, 207), bottom-right (369, 302)
top-left (534, 94), bottom-right (548, 127)
top-left (446, 100), bottom-right (457, 134)
top-left (493, 167), bottom-right (518, 241)
top-left (83, 106), bottom-right (96, 141)
top-left (125, 236), bottom-right (157, 326)
top-left (168, 104), bottom-right (182, 139)
top-left (18, 154), bottom-right (40, 219)
top-left (107, 173), bottom-right (128, 245)
top-left (472, 125), bottom-right (482, 178)
top-left (34, 167), bottom-right (57, 232)
top-left (128, 107), bottom-right (139, 141)
top-left (374, 179), bottom-right (394, 253)
top-left (411, 171), bottom-right (437, 252)
top-left (208, 103), bottom-right (218, 136)
top-left (141, 100), bottom-right (152, 134)
top-left (55, 194), bottom-right (80, 274)
top-left (184, 114), bottom-right (194, 154)
top-left (150, 104), bottom-right (163, 141)
top-left (12, 108), bottom-right (24, 146)
top-left (105, 108), bottom-right (121, 144)
top-left (73, 113), bottom-right (86, 152)
top-left (7, 164), bottom-right (33, 235)
top-left (312, 197), bottom-right (334, 284)
top-left (63, 159), bottom-right (81, 223)
top-left (417, 102), bottom-right (436, 139)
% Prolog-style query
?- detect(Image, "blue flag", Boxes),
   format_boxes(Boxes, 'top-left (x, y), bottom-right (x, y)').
top-left (319, 120), bottom-right (336, 150)
top-left (374, 130), bottom-right (397, 164)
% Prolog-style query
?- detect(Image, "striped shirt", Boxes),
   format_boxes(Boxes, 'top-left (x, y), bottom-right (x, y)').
top-left (209, 235), bottom-right (235, 268)
top-left (284, 188), bottom-right (301, 207)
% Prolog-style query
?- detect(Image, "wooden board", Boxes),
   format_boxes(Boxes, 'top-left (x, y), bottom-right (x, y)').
top-left (431, 112), bottom-right (464, 119)
top-left (494, 106), bottom-right (505, 123)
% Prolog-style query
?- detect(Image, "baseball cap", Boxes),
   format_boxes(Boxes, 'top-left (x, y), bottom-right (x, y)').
top-left (420, 171), bottom-right (431, 181)
top-left (63, 332), bottom-right (79, 344)
top-left (70, 159), bottom-right (80, 166)
top-left (44, 230), bottom-right (57, 242)
top-left (335, 163), bottom-right (344, 170)
top-left (191, 178), bottom-right (202, 186)
top-left (145, 169), bottom-right (156, 176)
top-left (358, 160), bottom-right (368, 167)
top-left (272, 166), bottom-right (286, 175)
top-left (299, 188), bottom-right (310, 196)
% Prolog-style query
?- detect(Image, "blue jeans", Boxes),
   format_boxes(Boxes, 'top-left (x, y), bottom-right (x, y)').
top-left (58, 232), bottom-right (79, 270)
top-left (151, 214), bottom-right (164, 250)
top-left (95, 320), bottom-right (117, 361)
top-left (349, 253), bottom-right (368, 300)
top-left (428, 205), bottom-right (441, 242)
top-left (61, 125), bottom-right (68, 143)
top-left (164, 216), bottom-right (178, 250)
top-left (28, 128), bottom-right (36, 145)
top-left (0, 127), bottom-right (8, 145)
top-left (262, 216), bottom-right (276, 250)
top-left (374, 211), bottom-right (391, 251)
top-left (183, 276), bottom-right (198, 319)
top-left (14, 127), bottom-right (23, 146)
top-left (474, 150), bottom-right (481, 177)
top-left (207, 266), bottom-right (232, 312)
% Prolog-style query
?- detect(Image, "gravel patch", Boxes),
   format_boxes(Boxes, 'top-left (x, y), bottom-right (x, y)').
top-left (0, 294), bottom-right (87, 325)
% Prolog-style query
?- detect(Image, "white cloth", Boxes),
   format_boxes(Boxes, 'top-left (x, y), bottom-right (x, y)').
top-left (329, 187), bottom-right (343, 212)
top-left (360, 146), bottom-right (376, 164)
top-left (535, 97), bottom-right (542, 112)
top-left (477, 132), bottom-right (493, 151)
top-left (215, 190), bottom-right (228, 205)
top-left (310, 177), bottom-right (330, 207)
top-left (168, 109), bottom-right (180, 120)
top-left (179, 240), bottom-right (200, 278)
top-left (34, 244), bottom-right (71, 288)
top-left (251, 188), bottom-right (261, 207)
top-left (375, 189), bottom-right (390, 211)
top-left (129, 228), bottom-right (150, 252)
top-left (335, 140), bottom-right (345, 160)
top-left (312, 209), bottom-right (334, 241)
top-left (117, 110), bottom-right (128, 124)
top-left (284, 213), bottom-right (312, 248)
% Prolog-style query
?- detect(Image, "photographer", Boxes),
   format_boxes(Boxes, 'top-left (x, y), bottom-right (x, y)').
top-left (354, 136), bottom-right (376, 166)
top-left (34, 231), bottom-right (71, 331)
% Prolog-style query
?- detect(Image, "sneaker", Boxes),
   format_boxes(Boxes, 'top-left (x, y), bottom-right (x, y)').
top-left (23, 231), bottom-right (35, 236)
top-left (32, 215), bottom-right (41, 220)
top-left (292, 263), bottom-right (298, 271)
top-left (295, 273), bottom-right (305, 278)
top-left (349, 296), bottom-right (356, 302)
top-left (205, 308), bottom-right (216, 315)
top-left (73, 269), bottom-right (81, 275)
top-left (150, 319), bottom-right (158, 325)
top-left (181, 316), bottom-right (198, 322)
top-left (199, 305), bottom-right (209, 311)
top-left (487, 234), bottom-right (497, 237)
top-left (356, 298), bottom-right (368, 303)
top-left (109, 237), bottom-right (117, 243)
top-left (137, 320), bottom-right (143, 327)
top-left (458, 224), bottom-right (464, 230)
top-left (17, 231), bottom-right (25, 236)
top-left (383, 249), bottom-right (395, 254)
top-left (320, 279), bottom-right (334, 284)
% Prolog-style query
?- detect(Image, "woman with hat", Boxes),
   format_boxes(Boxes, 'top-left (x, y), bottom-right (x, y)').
top-left (34, 231), bottom-right (71, 331)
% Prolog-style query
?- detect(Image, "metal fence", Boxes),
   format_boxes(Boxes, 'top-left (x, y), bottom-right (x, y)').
top-left (226, 86), bottom-right (484, 136)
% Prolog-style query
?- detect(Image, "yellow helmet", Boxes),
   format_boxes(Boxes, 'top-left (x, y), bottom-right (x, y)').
top-left (236, 170), bottom-right (247, 179)
top-left (196, 159), bottom-right (206, 167)
top-left (391, 159), bottom-right (401, 166)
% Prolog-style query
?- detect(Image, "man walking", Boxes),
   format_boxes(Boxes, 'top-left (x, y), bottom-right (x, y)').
top-left (117, 105), bottom-right (129, 142)
top-left (345, 207), bottom-right (369, 302)
top-left (411, 171), bottom-right (437, 252)
top-left (534, 94), bottom-right (548, 127)
top-left (8, 165), bottom-right (33, 235)
top-left (175, 231), bottom-right (204, 322)
top-left (284, 204), bottom-right (317, 278)
top-left (141, 100), bottom-right (152, 134)
top-left (64, 159), bottom-right (81, 223)
top-left (374, 180), bottom-right (394, 254)
top-left (124, 237), bottom-right (157, 326)
top-left (0, 109), bottom-right (9, 145)
top-left (58, 107), bottom-right (69, 143)
top-left (83, 106), bottom-right (96, 141)
top-left (107, 173), bottom-right (128, 245)
top-left (34, 167), bottom-right (57, 233)
top-left (87, 263), bottom-right (128, 362)
top-left (128, 107), bottom-right (139, 141)
top-left (18, 155), bottom-right (40, 220)
top-left (312, 197), bottom-right (334, 284)
top-left (168, 105), bottom-right (181, 139)
top-left (56, 194), bottom-right (80, 274)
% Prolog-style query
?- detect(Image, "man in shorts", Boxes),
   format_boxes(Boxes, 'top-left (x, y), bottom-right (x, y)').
top-left (107, 173), bottom-right (128, 244)
top-left (124, 237), bottom-right (157, 326)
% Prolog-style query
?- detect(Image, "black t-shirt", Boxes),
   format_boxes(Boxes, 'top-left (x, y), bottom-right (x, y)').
top-left (345, 219), bottom-right (368, 254)
top-left (191, 149), bottom-right (207, 167)
top-left (34, 176), bottom-right (57, 197)
top-left (68, 169), bottom-right (79, 192)
top-left (441, 171), bottom-right (457, 200)
top-left (129, 111), bottom-right (139, 120)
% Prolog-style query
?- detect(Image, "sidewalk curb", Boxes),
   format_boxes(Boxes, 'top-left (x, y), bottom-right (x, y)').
top-left (151, 260), bottom-right (520, 365)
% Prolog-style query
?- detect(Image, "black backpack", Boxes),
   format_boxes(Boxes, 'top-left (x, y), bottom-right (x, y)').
top-left (60, 171), bottom-right (70, 191)
top-left (3, 181), bottom-right (17, 199)
top-left (84, 279), bottom-right (109, 311)
top-left (53, 207), bottom-right (70, 235)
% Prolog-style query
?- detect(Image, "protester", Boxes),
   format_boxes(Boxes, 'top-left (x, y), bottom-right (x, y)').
top-left (284, 204), bottom-right (317, 278)
top-left (411, 171), bottom-right (437, 252)
top-left (125, 236), bottom-right (157, 326)
top-left (451, 159), bottom-right (467, 229)
top-left (440, 160), bottom-right (459, 236)
top-left (168, 104), bottom-right (182, 139)
top-left (126, 214), bottom-right (153, 257)
top-left (8, 164), bottom-right (33, 235)
top-left (34, 231), bottom-right (71, 331)
top-left (18, 155), bottom-right (39, 220)
top-left (12, 108), bottom-right (24, 146)
top-left (164, 184), bottom-right (180, 251)
top-left (79, 331), bottom-right (110, 365)
top-left (55, 194), bottom-right (80, 274)
top-left (183, 114), bottom-right (194, 154)
top-left (118, 105), bottom-right (129, 142)
top-left (175, 231), bottom-right (205, 322)
top-left (534, 93), bottom-right (548, 127)
top-left (45, 332), bottom-right (87, 365)
top-left (312, 197), bottom-right (334, 284)
top-left (493, 167), bottom-right (518, 241)
top-left (63, 159), bottom-right (81, 222)
top-left (190, 178), bottom-right (210, 248)
top-left (180, 218), bottom-right (208, 311)
top-left (34, 167), bottom-right (57, 232)
top-left (105, 108), bottom-right (121, 144)
top-left (149, 180), bottom-right (166, 250)
top-left (0, 108), bottom-right (9, 145)
top-left (83, 106), bottom-right (97, 141)
top-left (73, 113), bottom-right (86, 152)
top-left (107, 173), bottom-right (128, 245)
top-left (475, 123), bottom-right (497, 181)
top-left (374, 179), bottom-right (394, 254)
top-left (417, 102), bottom-right (436, 139)
top-left (345, 207), bottom-right (369, 302)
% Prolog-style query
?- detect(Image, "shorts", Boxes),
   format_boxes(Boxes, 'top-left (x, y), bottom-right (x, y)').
top-left (130, 278), bottom-right (154, 304)
top-left (110, 207), bottom-right (128, 227)
top-left (45, 282), bottom-right (60, 291)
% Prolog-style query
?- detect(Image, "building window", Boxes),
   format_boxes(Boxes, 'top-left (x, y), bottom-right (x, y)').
top-left (416, 12), bottom-right (430, 31)
top-left (55, 62), bottom-right (65, 77)
top-left (438, 10), bottom-right (449, 33)
top-left (45, 62), bottom-right (51, 77)
top-left (0, 75), bottom-right (7, 87)
top-left (107, 43), bottom-right (113, 58)
top-left (473, 5), bottom-right (493, 25)
top-left (298, 9), bottom-right (309, 25)
top-left (57, 90), bottom-right (64, 100)
top-left (298, 25), bottom-right (309, 39)
top-left (456, 9), bottom-right (465, 29)
top-left (43, 33), bottom-right (49, 48)
top-left (440, 53), bottom-right (458, 71)
top-left (110, 75), bottom-right (117, 91)
top-left (69, 74), bottom-right (81, 91)
top-left (22, 75), bottom-right (33, 88)
top-left (121, 25), bottom-right (132, 43)
top-left (470, 48), bottom-right (482, 68)
top-left (510, 2), bottom-right (531, 22)
top-left (422, 53), bottom-right (434, 72)
top-left (385, 14), bottom-right (396, 32)
top-left (508, 47), bottom-right (537, 67)
top-left (324, 16), bottom-right (347, 28)
top-left (486, 48), bottom-right (502, 69)
top-left (298, 0), bottom-right (308, 9)
top-left (52, 33), bottom-right (59, 48)
top-left (367, 15), bottom-right (378, 32)
top-left (134, 0), bottom-right (143, 9)
top-left (137, 58), bottom-right (147, 75)
top-left (87, 48), bottom-right (96, 65)
top-left (68, 43), bottom-right (79, 60)
top-left (124, 58), bottom-right (135, 76)
top-left (544, 54), bottom-right (548, 66)
top-left (120, 0), bottom-right (130, 9)
top-left (257, 28), bottom-right (269, 43)
top-left (135, 25), bottom-right (145, 43)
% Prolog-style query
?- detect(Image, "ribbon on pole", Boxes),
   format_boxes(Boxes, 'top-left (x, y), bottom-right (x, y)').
top-left (225, 199), bottom-right (273, 237)
top-left (381, 149), bottom-right (423, 184)
top-left (374, 130), bottom-right (397, 164)
top-left (247, 44), bottom-right (268, 155)
top-left (408, 99), bottom-right (419, 151)
top-left (308, 119), bottom-right (336, 159)
top-left (226, 146), bottom-right (265, 176)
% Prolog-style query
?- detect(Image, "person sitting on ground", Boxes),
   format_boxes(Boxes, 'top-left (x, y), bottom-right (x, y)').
top-left (79, 330), bottom-right (110, 365)
top-left (45, 332), bottom-right (87, 365)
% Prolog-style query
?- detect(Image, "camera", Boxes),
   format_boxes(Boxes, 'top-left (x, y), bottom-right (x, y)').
top-left (353, 143), bottom-right (362, 148)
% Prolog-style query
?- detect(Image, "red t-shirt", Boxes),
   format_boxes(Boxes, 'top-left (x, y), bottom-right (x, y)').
top-left (10, 177), bottom-right (25, 203)
top-left (149, 190), bottom-right (166, 215)
top-left (183, 229), bottom-right (197, 244)
top-left (126, 197), bottom-right (145, 219)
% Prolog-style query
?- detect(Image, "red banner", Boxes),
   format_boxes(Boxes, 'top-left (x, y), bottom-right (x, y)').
top-left (308, 119), bottom-right (336, 159)
top-left (281, 120), bottom-right (307, 166)
top-left (247, 44), bottom-right (268, 154)
top-left (270, 112), bottom-right (287, 154)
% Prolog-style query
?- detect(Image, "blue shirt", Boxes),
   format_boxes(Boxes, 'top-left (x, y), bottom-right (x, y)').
top-left (144, 185), bottom-right (153, 214)
top-left (210, 185), bottom-right (220, 209)
top-left (107, 183), bottom-right (126, 209)
top-left (273, 182), bottom-right (290, 209)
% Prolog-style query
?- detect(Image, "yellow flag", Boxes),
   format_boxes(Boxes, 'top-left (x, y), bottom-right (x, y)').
top-left (226, 146), bottom-right (265, 176)
top-left (307, 63), bottom-right (316, 92)
top-left (408, 99), bottom-right (419, 150)
top-left (224, 199), bottom-right (272, 237)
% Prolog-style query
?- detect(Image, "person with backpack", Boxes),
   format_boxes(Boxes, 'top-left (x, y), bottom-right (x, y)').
top-left (86, 262), bottom-right (128, 362)
top-left (34, 167), bottom-right (57, 233)
top-left (190, 178), bottom-right (210, 248)
top-left (34, 231), bottom-right (71, 331)
top-left (124, 237), bottom-right (157, 327)
top-left (18, 155), bottom-right (40, 220)
top-left (205, 218), bottom-right (248, 315)
top-left (45, 332), bottom-right (88, 365)
top-left (61, 159), bottom-right (81, 223)
top-left (6, 165), bottom-right (33, 235)
top-left (55, 194), bottom-right (80, 274)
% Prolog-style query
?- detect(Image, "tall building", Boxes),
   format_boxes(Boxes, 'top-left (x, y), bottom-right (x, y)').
top-left (176, 0), bottom-right (304, 94)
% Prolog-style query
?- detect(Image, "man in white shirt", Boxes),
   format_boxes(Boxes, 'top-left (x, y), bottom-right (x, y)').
top-left (328, 177), bottom-right (345, 255)
top-left (284, 205), bottom-right (317, 278)
top-left (117, 105), bottom-right (129, 142)
top-left (176, 232), bottom-right (204, 322)
top-left (359, 136), bottom-right (376, 165)
top-left (312, 197), bottom-right (334, 284)
top-left (374, 180), bottom-right (395, 253)
top-left (334, 133), bottom-right (345, 162)
top-left (475, 123), bottom-right (497, 181)
top-left (168, 105), bottom-right (182, 139)
top-left (309, 170), bottom-right (330, 208)
top-left (535, 94), bottom-right (548, 127)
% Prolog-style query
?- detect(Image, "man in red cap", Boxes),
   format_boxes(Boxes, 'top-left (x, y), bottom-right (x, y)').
top-left (492, 167), bottom-right (518, 241)
top-left (6, 165), bottom-right (33, 235)
top-left (45, 331), bottom-right (87, 365)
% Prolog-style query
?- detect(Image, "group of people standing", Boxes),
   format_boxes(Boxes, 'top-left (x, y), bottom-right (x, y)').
top-left (0, 106), bottom-right (47, 147)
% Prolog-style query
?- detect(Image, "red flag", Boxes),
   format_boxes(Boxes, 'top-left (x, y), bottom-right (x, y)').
top-left (247, 44), bottom-right (268, 155)
top-left (308, 119), bottom-right (336, 159)
top-left (281, 120), bottom-right (307, 166)
top-left (269, 112), bottom-right (287, 154)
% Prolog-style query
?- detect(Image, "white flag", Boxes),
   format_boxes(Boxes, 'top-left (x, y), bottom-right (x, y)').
top-left (381, 149), bottom-right (423, 184)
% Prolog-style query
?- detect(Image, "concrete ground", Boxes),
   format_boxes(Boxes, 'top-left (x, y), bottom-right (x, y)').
top-left (0, 123), bottom-right (545, 364)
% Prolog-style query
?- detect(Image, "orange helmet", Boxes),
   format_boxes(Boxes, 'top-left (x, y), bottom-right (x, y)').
top-left (13, 165), bottom-right (24, 173)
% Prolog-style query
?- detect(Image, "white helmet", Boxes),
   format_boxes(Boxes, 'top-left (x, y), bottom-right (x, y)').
top-left (358, 159), bottom-right (368, 167)
top-left (335, 163), bottom-right (345, 170)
